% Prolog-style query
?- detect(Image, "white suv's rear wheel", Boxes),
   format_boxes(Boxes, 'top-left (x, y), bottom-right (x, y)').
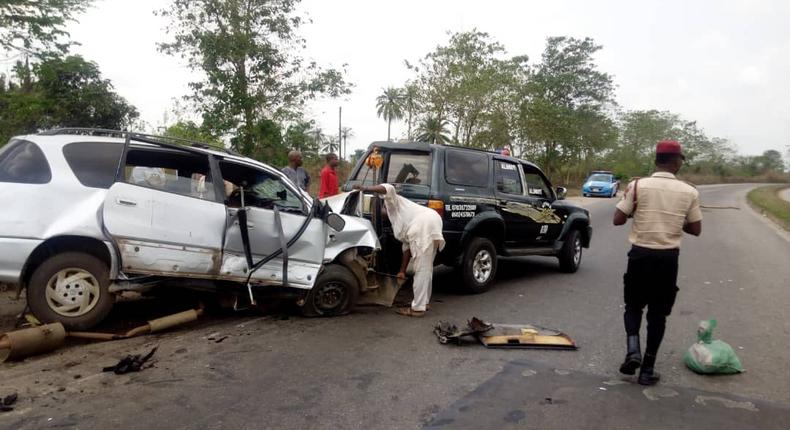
top-left (28, 252), bottom-right (113, 330)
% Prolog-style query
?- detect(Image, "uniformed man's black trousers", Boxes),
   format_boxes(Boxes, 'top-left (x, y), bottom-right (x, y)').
top-left (623, 245), bottom-right (680, 356)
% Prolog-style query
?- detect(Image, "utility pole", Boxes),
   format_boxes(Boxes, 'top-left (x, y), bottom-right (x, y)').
top-left (338, 106), bottom-right (343, 160)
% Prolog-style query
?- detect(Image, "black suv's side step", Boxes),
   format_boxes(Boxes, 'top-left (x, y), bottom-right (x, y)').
top-left (503, 247), bottom-right (556, 257)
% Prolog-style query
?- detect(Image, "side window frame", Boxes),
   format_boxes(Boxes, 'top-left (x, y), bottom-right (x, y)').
top-left (444, 149), bottom-right (490, 188)
top-left (218, 160), bottom-right (308, 215)
top-left (523, 165), bottom-right (556, 201)
top-left (122, 146), bottom-right (217, 202)
top-left (494, 159), bottom-right (524, 196)
top-left (0, 139), bottom-right (53, 184)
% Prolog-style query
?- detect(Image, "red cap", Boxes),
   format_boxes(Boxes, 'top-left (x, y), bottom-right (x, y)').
top-left (656, 140), bottom-right (685, 159)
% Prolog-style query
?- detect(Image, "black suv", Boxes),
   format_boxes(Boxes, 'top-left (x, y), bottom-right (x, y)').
top-left (343, 142), bottom-right (592, 293)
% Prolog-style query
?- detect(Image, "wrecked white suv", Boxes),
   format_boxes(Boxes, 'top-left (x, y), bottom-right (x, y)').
top-left (0, 129), bottom-right (389, 329)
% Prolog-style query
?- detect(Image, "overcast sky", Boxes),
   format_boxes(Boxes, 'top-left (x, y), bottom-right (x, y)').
top-left (51, 0), bottom-right (790, 157)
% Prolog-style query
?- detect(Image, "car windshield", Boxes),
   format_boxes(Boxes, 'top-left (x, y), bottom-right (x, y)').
top-left (588, 174), bottom-right (612, 182)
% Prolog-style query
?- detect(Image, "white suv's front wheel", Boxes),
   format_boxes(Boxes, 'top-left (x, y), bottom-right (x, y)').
top-left (28, 252), bottom-right (114, 330)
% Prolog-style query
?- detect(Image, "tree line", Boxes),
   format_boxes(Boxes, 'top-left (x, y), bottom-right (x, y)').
top-left (375, 30), bottom-right (787, 183)
top-left (1, 1), bottom-right (786, 183)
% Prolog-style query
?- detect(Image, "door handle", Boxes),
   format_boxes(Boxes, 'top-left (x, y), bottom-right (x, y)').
top-left (117, 198), bottom-right (137, 207)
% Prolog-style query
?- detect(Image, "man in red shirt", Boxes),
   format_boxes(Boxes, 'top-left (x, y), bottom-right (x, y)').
top-left (319, 153), bottom-right (340, 198)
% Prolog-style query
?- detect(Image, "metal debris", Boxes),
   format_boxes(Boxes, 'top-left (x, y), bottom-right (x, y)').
top-left (102, 347), bottom-right (158, 375)
top-left (433, 317), bottom-right (494, 345)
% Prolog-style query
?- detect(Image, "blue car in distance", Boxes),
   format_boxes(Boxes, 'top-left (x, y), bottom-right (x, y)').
top-left (582, 171), bottom-right (619, 198)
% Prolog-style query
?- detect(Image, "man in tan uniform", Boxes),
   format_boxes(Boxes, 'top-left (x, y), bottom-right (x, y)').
top-left (613, 140), bottom-right (702, 385)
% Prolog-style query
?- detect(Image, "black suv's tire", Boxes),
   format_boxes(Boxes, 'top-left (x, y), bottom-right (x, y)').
top-left (27, 252), bottom-right (114, 330)
top-left (558, 229), bottom-right (583, 273)
top-left (301, 264), bottom-right (359, 317)
top-left (460, 237), bottom-right (498, 294)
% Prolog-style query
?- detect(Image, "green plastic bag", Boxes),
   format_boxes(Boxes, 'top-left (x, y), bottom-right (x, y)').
top-left (684, 319), bottom-right (743, 374)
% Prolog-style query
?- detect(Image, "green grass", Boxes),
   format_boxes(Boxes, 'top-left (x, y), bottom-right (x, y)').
top-left (747, 185), bottom-right (790, 231)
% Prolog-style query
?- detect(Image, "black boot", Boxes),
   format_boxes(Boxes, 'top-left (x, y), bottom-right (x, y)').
top-left (619, 335), bottom-right (642, 375)
top-left (638, 353), bottom-right (661, 385)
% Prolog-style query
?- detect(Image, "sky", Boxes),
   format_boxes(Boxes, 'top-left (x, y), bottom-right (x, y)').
top-left (51, 0), bottom-right (790, 158)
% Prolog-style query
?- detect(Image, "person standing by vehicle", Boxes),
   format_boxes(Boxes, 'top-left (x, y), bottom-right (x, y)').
top-left (282, 150), bottom-right (310, 192)
top-left (354, 183), bottom-right (445, 317)
top-left (319, 152), bottom-right (340, 198)
top-left (613, 140), bottom-right (702, 385)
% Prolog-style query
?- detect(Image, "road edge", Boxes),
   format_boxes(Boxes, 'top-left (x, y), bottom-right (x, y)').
top-left (743, 185), bottom-right (790, 243)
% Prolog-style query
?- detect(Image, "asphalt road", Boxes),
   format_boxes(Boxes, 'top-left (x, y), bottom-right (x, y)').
top-left (1, 184), bottom-right (789, 429)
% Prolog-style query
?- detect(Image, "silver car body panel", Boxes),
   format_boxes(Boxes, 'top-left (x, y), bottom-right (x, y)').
top-left (103, 182), bottom-right (226, 276)
top-left (324, 215), bottom-right (379, 262)
top-left (0, 238), bottom-right (42, 283)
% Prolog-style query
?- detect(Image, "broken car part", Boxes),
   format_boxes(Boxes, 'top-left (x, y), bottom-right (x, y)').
top-left (102, 346), bottom-right (157, 374)
top-left (433, 318), bottom-right (577, 350)
top-left (0, 308), bottom-right (202, 362)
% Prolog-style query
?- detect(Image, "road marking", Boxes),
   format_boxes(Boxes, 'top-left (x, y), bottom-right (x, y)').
top-left (695, 395), bottom-right (759, 412)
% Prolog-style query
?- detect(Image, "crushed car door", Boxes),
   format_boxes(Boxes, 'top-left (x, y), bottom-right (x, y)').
top-left (102, 146), bottom-right (226, 276)
top-left (219, 160), bottom-right (326, 289)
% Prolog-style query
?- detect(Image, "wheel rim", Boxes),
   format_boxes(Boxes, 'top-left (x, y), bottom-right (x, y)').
top-left (472, 250), bottom-right (493, 284)
top-left (313, 281), bottom-right (347, 313)
top-left (573, 237), bottom-right (582, 266)
top-left (45, 268), bottom-right (101, 317)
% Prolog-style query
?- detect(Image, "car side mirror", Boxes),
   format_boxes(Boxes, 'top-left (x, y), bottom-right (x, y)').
top-left (326, 212), bottom-right (345, 231)
top-left (555, 187), bottom-right (567, 200)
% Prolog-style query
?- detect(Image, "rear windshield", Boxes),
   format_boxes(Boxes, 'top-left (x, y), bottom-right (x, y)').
top-left (445, 150), bottom-right (489, 187)
top-left (386, 152), bottom-right (432, 187)
top-left (63, 141), bottom-right (124, 188)
top-left (0, 140), bottom-right (52, 184)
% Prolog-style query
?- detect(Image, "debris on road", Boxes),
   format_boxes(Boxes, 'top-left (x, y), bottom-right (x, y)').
top-left (1, 392), bottom-right (18, 412)
top-left (103, 347), bottom-right (158, 375)
top-left (433, 318), bottom-right (577, 350)
top-left (433, 317), bottom-right (493, 345)
top-left (684, 319), bottom-right (743, 374)
top-left (1, 308), bottom-right (202, 362)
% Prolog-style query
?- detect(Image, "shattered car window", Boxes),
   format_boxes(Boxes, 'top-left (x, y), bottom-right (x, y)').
top-left (123, 147), bottom-right (215, 201)
top-left (220, 161), bottom-right (304, 213)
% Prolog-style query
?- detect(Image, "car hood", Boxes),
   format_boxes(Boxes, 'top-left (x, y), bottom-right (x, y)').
top-left (322, 191), bottom-right (351, 214)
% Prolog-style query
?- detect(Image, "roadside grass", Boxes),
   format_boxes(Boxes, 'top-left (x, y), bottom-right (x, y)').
top-left (747, 185), bottom-right (790, 231)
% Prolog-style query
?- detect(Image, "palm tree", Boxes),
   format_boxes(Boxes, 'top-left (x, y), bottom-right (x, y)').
top-left (341, 127), bottom-right (354, 159)
top-left (415, 117), bottom-right (450, 144)
top-left (375, 87), bottom-right (404, 141)
top-left (402, 83), bottom-right (419, 140)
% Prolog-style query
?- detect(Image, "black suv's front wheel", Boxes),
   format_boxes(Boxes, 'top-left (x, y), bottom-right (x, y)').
top-left (460, 237), bottom-right (498, 293)
top-left (558, 229), bottom-right (583, 273)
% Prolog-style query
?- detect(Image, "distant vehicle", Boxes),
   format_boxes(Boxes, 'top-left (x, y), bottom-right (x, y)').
top-left (582, 171), bottom-right (619, 198)
top-left (0, 129), bottom-right (383, 329)
top-left (334, 142), bottom-right (592, 294)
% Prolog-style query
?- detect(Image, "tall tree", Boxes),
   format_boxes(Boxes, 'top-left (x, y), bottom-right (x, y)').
top-left (1, 0), bottom-right (93, 56)
top-left (340, 126), bottom-right (353, 159)
top-left (400, 83), bottom-right (419, 140)
top-left (157, 0), bottom-right (351, 159)
top-left (520, 36), bottom-right (616, 176)
top-left (375, 87), bottom-right (404, 141)
top-left (415, 117), bottom-right (449, 144)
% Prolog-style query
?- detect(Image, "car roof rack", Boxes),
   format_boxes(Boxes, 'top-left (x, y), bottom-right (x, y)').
top-left (38, 127), bottom-right (242, 156)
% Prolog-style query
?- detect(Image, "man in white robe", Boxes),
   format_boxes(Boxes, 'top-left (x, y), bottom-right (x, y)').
top-left (355, 183), bottom-right (445, 317)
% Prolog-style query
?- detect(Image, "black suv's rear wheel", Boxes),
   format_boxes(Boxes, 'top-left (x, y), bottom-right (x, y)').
top-left (460, 237), bottom-right (498, 293)
top-left (27, 252), bottom-right (114, 330)
top-left (558, 229), bottom-right (583, 273)
top-left (301, 264), bottom-right (359, 317)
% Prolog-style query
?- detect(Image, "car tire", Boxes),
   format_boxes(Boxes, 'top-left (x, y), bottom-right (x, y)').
top-left (460, 237), bottom-right (498, 294)
top-left (558, 229), bottom-right (583, 273)
top-left (301, 264), bottom-right (359, 317)
top-left (27, 252), bottom-right (113, 330)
